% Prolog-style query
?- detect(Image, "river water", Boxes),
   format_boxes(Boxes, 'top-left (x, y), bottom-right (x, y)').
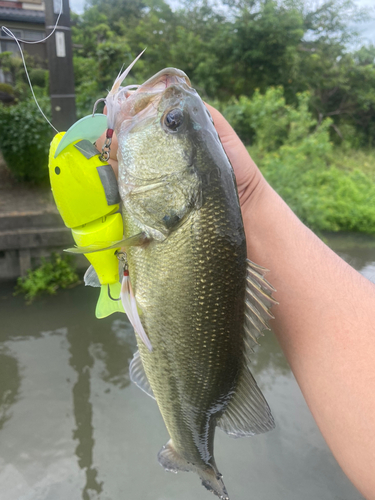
top-left (0, 233), bottom-right (374, 500)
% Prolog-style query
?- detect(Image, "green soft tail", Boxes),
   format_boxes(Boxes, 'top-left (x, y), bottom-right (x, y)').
top-left (95, 282), bottom-right (124, 319)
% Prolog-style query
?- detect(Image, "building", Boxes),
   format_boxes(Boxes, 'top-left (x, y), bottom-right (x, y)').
top-left (0, 0), bottom-right (46, 83)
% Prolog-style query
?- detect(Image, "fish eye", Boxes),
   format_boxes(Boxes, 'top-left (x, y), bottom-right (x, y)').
top-left (164, 108), bottom-right (184, 131)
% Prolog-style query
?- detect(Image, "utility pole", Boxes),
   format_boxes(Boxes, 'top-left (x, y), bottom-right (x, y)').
top-left (45, 0), bottom-right (76, 131)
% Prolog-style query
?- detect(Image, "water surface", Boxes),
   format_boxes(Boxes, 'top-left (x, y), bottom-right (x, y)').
top-left (0, 233), bottom-right (373, 500)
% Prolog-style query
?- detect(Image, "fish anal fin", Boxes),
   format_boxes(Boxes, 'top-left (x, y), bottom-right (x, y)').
top-left (129, 351), bottom-right (155, 399)
top-left (95, 283), bottom-right (125, 318)
top-left (217, 366), bottom-right (275, 438)
top-left (158, 439), bottom-right (192, 473)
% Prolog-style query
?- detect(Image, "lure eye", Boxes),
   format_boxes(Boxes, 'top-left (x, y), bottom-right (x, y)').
top-left (164, 108), bottom-right (184, 131)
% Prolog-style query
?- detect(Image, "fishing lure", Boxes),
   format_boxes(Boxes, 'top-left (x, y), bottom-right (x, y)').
top-left (48, 116), bottom-right (125, 319)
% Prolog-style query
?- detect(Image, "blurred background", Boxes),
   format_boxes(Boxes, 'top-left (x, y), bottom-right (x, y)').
top-left (0, 1), bottom-right (374, 499)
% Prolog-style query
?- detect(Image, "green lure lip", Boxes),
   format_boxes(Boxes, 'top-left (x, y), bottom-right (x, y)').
top-left (54, 113), bottom-right (107, 158)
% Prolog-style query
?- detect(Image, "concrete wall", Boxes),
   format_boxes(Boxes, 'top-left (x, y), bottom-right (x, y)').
top-left (0, 211), bottom-right (87, 280)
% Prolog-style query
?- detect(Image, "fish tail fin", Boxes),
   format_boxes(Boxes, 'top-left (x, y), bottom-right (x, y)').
top-left (158, 440), bottom-right (229, 500)
top-left (95, 283), bottom-right (124, 319)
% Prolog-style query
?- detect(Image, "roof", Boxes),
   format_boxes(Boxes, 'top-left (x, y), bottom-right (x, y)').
top-left (0, 7), bottom-right (45, 24)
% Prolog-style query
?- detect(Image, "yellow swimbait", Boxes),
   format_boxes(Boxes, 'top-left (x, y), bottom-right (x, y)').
top-left (48, 118), bottom-right (124, 319)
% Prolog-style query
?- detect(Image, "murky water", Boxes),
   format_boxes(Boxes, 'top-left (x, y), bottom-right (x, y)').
top-left (1, 233), bottom-right (373, 500)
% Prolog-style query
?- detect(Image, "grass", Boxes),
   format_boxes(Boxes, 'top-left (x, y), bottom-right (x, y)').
top-left (330, 147), bottom-right (375, 182)
top-left (249, 145), bottom-right (375, 235)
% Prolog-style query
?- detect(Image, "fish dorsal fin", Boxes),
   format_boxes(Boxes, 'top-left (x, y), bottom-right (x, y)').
top-left (243, 259), bottom-right (278, 351)
top-left (129, 350), bottom-right (155, 399)
top-left (84, 265), bottom-right (101, 287)
top-left (217, 259), bottom-right (277, 437)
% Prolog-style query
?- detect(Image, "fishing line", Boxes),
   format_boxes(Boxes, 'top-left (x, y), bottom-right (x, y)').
top-left (0, 0), bottom-right (64, 133)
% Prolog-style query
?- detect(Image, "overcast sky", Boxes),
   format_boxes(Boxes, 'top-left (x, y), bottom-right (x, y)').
top-left (68, 0), bottom-right (375, 45)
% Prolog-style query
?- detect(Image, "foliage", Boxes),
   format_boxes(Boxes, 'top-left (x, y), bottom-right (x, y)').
top-left (71, 0), bottom-right (375, 144)
top-left (259, 152), bottom-right (375, 234)
top-left (238, 87), bottom-right (375, 233)
top-left (0, 83), bottom-right (15, 105)
top-left (29, 68), bottom-right (48, 89)
top-left (0, 51), bottom-right (49, 101)
top-left (0, 52), bottom-right (24, 87)
top-left (0, 98), bottom-right (52, 183)
top-left (0, 83), bottom-right (15, 96)
top-left (15, 253), bottom-right (80, 303)
top-left (331, 146), bottom-right (375, 182)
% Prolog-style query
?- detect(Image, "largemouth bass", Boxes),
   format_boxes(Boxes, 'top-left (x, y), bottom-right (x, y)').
top-left (113, 68), bottom-right (276, 499)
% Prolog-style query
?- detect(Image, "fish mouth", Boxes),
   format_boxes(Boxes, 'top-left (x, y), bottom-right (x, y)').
top-left (138, 68), bottom-right (191, 93)
top-left (115, 68), bottom-right (192, 129)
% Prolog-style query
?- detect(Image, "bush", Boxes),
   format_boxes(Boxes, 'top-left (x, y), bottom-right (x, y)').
top-left (15, 253), bottom-right (79, 303)
top-left (0, 98), bottom-right (53, 183)
top-left (260, 153), bottom-right (375, 233)
top-left (230, 86), bottom-right (375, 234)
top-left (0, 83), bottom-right (15, 96)
top-left (222, 87), bottom-right (319, 149)
top-left (0, 83), bottom-right (15, 105)
top-left (29, 68), bottom-right (48, 89)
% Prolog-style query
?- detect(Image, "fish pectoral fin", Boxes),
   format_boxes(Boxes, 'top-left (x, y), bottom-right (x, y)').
top-left (65, 232), bottom-right (149, 254)
top-left (129, 350), bottom-right (155, 399)
top-left (217, 365), bottom-right (275, 437)
top-left (84, 265), bottom-right (101, 287)
top-left (158, 442), bottom-right (230, 500)
top-left (244, 258), bottom-right (278, 351)
top-left (95, 283), bottom-right (125, 319)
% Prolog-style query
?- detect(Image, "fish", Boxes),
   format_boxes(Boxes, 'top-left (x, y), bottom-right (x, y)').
top-left (106, 67), bottom-right (277, 499)
top-left (48, 118), bottom-right (126, 319)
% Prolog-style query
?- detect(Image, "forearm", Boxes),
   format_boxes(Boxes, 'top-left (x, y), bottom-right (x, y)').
top-left (243, 180), bottom-right (375, 499)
